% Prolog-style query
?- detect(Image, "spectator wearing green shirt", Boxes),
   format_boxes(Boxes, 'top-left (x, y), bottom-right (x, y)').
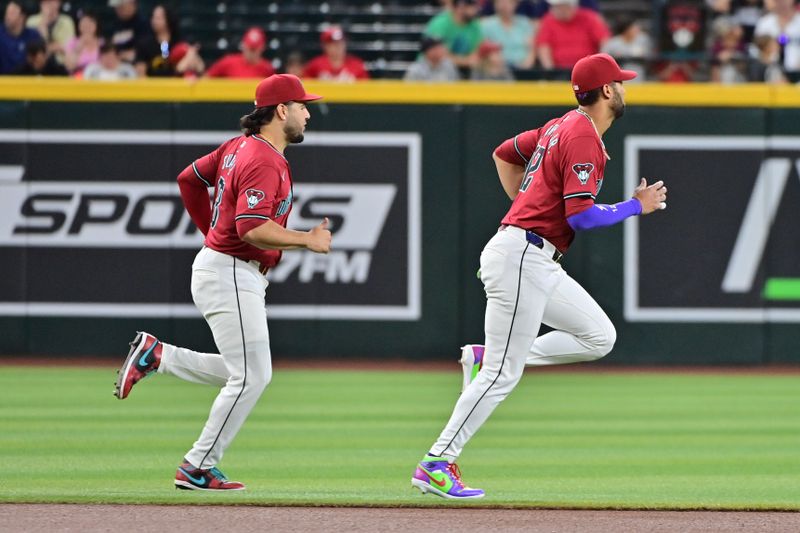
top-left (424, 0), bottom-right (483, 67)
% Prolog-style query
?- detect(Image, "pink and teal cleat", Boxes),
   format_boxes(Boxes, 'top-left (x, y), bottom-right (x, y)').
top-left (460, 344), bottom-right (485, 392)
top-left (411, 455), bottom-right (485, 499)
top-left (114, 331), bottom-right (162, 400)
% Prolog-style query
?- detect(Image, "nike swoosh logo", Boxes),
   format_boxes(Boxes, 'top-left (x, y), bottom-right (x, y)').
top-left (179, 467), bottom-right (206, 486)
top-left (137, 341), bottom-right (158, 367)
top-left (420, 467), bottom-right (448, 487)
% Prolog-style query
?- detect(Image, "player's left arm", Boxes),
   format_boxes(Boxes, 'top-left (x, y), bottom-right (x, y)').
top-left (561, 137), bottom-right (667, 232)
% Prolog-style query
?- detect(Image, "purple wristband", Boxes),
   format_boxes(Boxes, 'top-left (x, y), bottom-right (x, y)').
top-left (567, 198), bottom-right (642, 232)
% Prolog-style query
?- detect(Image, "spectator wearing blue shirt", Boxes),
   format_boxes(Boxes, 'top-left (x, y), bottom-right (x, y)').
top-left (0, 0), bottom-right (42, 74)
top-left (480, 0), bottom-right (536, 68)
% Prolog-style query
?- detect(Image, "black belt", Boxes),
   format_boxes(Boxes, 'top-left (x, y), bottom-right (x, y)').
top-left (501, 225), bottom-right (563, 263)
top-left (236, 257), bottom-right (269, 275)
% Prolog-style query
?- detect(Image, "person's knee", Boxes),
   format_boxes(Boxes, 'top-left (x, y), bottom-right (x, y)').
top-left (588, 319), bottom-right (616, 359)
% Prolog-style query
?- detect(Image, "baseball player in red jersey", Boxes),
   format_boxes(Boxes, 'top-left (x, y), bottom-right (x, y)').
top-left (412, 54), bottom-right (667, 499)
top-left (113, 74), bottom-right (332, 491)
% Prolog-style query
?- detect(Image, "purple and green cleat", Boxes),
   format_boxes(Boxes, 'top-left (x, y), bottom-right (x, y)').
top-left (460, 344), bottom-right (485, 392)
top-left (411, 455), bottom-right (485, 499)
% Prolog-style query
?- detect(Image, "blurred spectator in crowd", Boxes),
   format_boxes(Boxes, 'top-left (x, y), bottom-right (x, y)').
top-left (135, 4), bottom-right (202, 77)
top-left (710, 16), bottom-right (748, 82)
top-left (602, 17), bottom-right (651, 80)
top-left (64, 10), bottom-right (101, 75)
top-left (480, 0), bottom-right (535, 68)
top-left (167, 41), bottom-right (204, 78)
top-left (404, 35), bottom-right (460, 81)
top-left (535, 0), bottom-right (610, 72)
top-left (303, 26), bottom-right (369, 81)
top-left (83, 42), bottom-right (136, 79)
top-left (0, 0), bottom-right (41, 74)
top-left (481, 0), bottom-right (600, 18)
top-left (754, 0), bottom-right (800, 78)
top-left (471, 39), bottom-right (514, 79)
top-left (14, 38), bottom-right (66, 74)
top-left (654, 59), bottom-right (699, 82)
top-left (425, 0), bottom-right (483, 67)
top-left (283, 50), bottom-right (305, 77)
top-left (206, 27), bottom-right (275, 78)
top-left (26, 0), bottom-right (73, 64)
top-left (108, 0), bottom-right (150, 63)
top-left (748, 33), bottom-right (787, 81)
top-left (707, 0), bottom-right (766, 43)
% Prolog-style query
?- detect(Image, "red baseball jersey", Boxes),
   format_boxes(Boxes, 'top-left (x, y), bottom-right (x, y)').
top-left (205, 53), bottom-right (276, 79)
top-left (302, 54), bottom-right (370, 81)
top-left (495, 109), bottom-right (608, 252)
top-left (190, 133), bottom-right (293, 268)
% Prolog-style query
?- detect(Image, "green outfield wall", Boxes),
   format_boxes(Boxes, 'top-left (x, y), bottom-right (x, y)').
top-left (0, 80), bottom-right (797, 364)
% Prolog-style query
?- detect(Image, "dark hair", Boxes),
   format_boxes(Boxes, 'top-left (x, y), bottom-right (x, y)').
top-left (9, 0), bottom-right (29, 16)
top-left (99, 42), bottom-right (118, 54)
top-left (25, 39), bottom-right (46, 56)
top-left (77, 9), bottom-right (101, 37)
top-left (614, 16), bottom-right (637, 36)
top-left (575, 87), bottom-right (603, 106)
top-left (153, 4), bottom-right (181, 41)
top-left (240, 105), bottom-right (278, 136)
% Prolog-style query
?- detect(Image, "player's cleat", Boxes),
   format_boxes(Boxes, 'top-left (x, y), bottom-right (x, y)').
top-left (175, 459), bottom-right (245, 491)
top-left (114, 331), bottom-right (162, 400)
top-left (411, 455), bottom-right (485, 499)
top-left (460, 344), bottom-right (485, 392)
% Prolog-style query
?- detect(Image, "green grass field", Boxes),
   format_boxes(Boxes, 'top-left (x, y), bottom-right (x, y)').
top-left (0, 366), bottom-right (798, 509)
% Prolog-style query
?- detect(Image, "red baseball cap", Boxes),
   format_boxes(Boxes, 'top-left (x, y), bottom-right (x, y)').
top-left (571, 53), bottom-right (636, 93)
top-left (254, 74), bottom-right (322, 107)
top-left (169, 42), bottom-right (189, 65)
top-left (242, 27), bottom-right (266, 49)
top-left (321, 26), bottom-right (345, 44)
top-left (477, 40), bottom-right (502, 59)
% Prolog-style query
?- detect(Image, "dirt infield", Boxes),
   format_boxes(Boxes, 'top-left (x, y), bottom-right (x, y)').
top-left (2, 505), bottom-right (799, 532)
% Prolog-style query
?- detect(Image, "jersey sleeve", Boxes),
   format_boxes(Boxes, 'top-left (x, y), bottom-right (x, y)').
top-left (494, 129), bottom-right (541, 166)
top-left (560, 135), bottom-right (605, 218)
top-left (234, 162), bottom-right (281, 238)
top-left (190, 141), bottom-right (229, 188)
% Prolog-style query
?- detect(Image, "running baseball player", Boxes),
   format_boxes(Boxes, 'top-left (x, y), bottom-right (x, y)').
top-left (411, 53), bottom-right (667, 499)
top-left (113, 74), bottom-right (332, 491)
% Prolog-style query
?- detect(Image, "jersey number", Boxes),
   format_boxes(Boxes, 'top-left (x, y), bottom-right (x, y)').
top-left (520, 145), bottom-right (546, 193)
top-left (210, 176), bottom-right (225, 229)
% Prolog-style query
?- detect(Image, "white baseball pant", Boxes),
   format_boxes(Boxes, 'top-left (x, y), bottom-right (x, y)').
top-left (430, 225), bottom-right (616, 460)
top-left (156, 246), bottom-right (272, 469)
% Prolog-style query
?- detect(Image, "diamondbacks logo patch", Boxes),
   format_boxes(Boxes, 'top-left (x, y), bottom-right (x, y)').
top-left (572, 163), bottom-right (595, 185)
top-left (245, 188), bottom-right (265, 209)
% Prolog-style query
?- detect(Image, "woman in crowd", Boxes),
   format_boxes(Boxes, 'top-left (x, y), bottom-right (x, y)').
top-left (63, 10), bottom-right (101, 75)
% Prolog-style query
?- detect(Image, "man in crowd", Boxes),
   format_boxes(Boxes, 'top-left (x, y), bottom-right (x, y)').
top-left (425, 0), bottom-right (483, 68)
top-left (303, 26), bottom-right (369, 81)
top-left (536, 0), bottom-right (610, 73)
top-left (0, 0), bottom-right (41, 73)
top-left (404, 35), bottom-right (460, 81)
top-left (206, 27), bottom-right (275, 78)
top-left (108, 0), bottom-right (150, 63)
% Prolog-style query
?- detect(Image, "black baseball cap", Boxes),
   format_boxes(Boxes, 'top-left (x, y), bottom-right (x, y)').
top-left (420, 36), bottom-right (444, 53)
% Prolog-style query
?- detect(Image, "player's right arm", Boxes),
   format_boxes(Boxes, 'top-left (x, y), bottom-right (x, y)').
top-left (177, 142), bottom-right (229, 235)
top-left (493, 129), bottom-right (541, 200)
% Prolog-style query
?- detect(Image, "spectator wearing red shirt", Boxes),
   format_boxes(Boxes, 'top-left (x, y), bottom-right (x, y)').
top-left (535, 0), bottom-right (610, 71)
top-left (303, 26), bottom-right (369, 81)
top-left (205, 27), bottom-right (275, 78)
